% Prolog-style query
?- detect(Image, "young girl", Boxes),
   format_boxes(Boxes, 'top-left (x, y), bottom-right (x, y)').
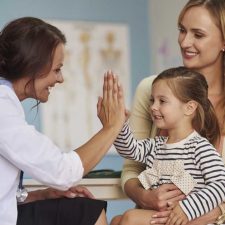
top-left (111, 67), bottom-right (225, 225)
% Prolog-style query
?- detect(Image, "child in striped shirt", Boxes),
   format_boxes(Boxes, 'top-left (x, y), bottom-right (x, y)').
top-left (100, 67), bottom-right (225, 225)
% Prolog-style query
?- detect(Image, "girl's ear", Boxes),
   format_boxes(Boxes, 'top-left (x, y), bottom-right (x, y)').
top-left (222, 42), bottom-right (225, 52)
top-left (185, 100), bottom-right (198, 116)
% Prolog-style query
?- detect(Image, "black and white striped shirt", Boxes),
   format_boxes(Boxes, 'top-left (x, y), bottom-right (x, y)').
top-left (114, 123), bottom-right (225, 220)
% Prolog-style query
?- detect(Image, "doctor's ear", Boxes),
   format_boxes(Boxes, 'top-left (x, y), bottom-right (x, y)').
top-left (185, 100), bottom-right (198, 116)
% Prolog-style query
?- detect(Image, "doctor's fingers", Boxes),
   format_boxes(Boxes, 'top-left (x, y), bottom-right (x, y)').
top-left (104, 71), bottom-right (113, 102)
top-left (69, 186), bottom-right (94, 199)
top-left (97, 96), bottom-right (103, 117)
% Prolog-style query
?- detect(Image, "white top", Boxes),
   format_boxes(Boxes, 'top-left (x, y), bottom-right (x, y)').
top-left (115, 124), bottom-right (225, 220)
top-left (0, 84), bottom-right (84, 225)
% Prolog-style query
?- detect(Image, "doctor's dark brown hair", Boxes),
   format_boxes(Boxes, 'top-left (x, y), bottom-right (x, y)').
top-left (153, 66), bottom-right (220, 147)
top-left (0, 17), bottom-right (66, 96)
top-left (178, 0), bottom-right (225, 135)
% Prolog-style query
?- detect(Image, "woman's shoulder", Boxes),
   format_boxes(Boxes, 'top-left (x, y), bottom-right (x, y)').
top-left (138, 75), bottom-right (157, 88)
top-left (135, 75), bottom-right (157, 96)
top-left (0, 85), bottom-right (23, 116)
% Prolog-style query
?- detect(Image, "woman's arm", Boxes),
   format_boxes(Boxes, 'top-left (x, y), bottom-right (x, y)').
top-left (76, 72), bottom-right (126, 175)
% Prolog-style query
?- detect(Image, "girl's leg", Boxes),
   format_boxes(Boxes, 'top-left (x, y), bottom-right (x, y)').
top-left (110, 215), bottom-right (122, 225)
top-left (119, 209), bottom-right (157, 225)
top-left (95, 209), bottom-right (108, 225)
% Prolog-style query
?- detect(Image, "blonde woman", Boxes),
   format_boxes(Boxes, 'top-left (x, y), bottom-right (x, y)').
top-left (119, 0), bottom-right (225, 224)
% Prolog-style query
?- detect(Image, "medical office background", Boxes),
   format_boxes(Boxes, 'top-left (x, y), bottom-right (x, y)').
top-left (0, 0), bottom-right (186, 221)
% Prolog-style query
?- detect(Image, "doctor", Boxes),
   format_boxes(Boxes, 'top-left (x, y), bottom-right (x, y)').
top-left (0, 17), bottom-right (126, 225)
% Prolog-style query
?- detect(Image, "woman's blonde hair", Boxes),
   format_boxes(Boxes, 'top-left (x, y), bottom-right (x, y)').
top-left (153, 67), bottom-right (220, 147)
top-left (178, 0), bottom-right (225, 135)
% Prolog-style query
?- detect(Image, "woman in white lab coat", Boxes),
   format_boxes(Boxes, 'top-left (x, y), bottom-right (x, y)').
top-left (0, 17), bottom-right (125, 225)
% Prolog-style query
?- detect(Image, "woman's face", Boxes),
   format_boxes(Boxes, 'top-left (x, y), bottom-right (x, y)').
top-left (178, 6), bottom-right (224, 73)
top-left (33, 43), bottom-right (65, 102)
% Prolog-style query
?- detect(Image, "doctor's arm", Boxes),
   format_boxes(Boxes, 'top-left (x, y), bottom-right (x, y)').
top-left (23, 72), bottom-right (125, 203)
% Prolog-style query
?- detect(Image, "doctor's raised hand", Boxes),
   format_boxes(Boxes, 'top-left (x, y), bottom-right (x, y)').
top-left (97, 71), bottom-right (126, 130)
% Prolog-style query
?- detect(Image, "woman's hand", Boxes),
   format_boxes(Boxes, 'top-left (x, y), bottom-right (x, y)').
top-left (76, 70), bottom-right (127, 175)
top-left (150, 210), bottom-right (171, 225)
top-left (150, 203), bottom-right (188, 225)
top-left (165, 203), bottom-right (188, 225)
top-left (44, 185), bottom-right (94, 199)
top-left (97, 70), bottom-right (126, 130)
top-left (150, 202), bottom-right (222, 225)
top-left (145, 184), bottom-right (185, 211)
top-left (25, 186), bottom-right (94, 204)
top-left (126, 181), bottom-right (185, 210)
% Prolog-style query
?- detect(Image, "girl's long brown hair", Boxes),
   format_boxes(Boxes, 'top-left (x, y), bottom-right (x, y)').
top-left (153, 67), bottom-right (221, 147)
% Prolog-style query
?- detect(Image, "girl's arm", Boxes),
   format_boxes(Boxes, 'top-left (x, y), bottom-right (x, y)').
top-left (114, 123), bottom-right (156, 164)
top-left (179, 141), bottom-right (225, 221)
top-left (121, 76), bottom-right (155, 188)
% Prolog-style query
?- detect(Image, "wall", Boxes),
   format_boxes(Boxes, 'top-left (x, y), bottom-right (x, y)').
top-left (149, 0), bottom-right (186, 75)
top-left (0, 0), bottom-right (150, 222)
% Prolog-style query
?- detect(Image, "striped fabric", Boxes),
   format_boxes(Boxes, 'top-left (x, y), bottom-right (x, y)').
top-left (114, 123), bottom-right (225, 220)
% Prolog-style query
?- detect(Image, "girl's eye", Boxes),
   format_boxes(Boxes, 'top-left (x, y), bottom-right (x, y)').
top-left (160, 99), bottom-right (165, 104)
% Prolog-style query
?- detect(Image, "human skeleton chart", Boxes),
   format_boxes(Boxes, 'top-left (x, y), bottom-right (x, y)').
top-left (41, 20), bottom-right (130, 154)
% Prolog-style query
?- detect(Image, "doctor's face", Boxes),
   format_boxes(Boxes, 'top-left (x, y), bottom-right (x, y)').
top-left (33, 43), bottom-right (65, 102)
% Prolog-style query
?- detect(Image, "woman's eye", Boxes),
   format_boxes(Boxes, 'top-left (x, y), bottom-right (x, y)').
top-left (149, 98), bottom-right (154, 104)
top-left (55, 68), bottom-right (61, 73)
top-left (194, 33), bottom-right (204, 39)
top-left (178, 27), bottom-right (186, 33)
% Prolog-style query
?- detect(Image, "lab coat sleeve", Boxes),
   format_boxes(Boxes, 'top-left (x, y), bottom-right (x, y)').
top-left (0, 87), bottom-right (84, 190)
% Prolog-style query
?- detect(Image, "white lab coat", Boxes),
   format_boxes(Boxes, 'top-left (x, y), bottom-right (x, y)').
top-left (0, 85), bottom-right (84, 225)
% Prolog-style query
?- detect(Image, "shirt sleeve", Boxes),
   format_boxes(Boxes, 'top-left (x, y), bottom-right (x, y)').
top-left (0, 89), bottom-right (84, 190)
top-left (179, 140), bottom-right (225, 220)
top-left (121, 76), bottom-right (157, 189)
top-left (114, 123), bottom-right (156, 165)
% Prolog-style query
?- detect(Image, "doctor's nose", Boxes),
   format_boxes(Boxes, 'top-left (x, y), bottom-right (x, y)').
top-left (56, 73), bottom-right (64, 84)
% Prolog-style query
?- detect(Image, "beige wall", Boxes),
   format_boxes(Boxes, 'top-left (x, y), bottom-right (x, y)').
top-left (149, 0), bottom-right (187, 74)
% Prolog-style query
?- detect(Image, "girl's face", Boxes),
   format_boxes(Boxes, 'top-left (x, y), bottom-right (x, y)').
top-left (33, 43), bottom-right (65, 102)
top-left (150, 80), bottom-right (188, 130)
top-left (178, 6), bottom-right (224, 73)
